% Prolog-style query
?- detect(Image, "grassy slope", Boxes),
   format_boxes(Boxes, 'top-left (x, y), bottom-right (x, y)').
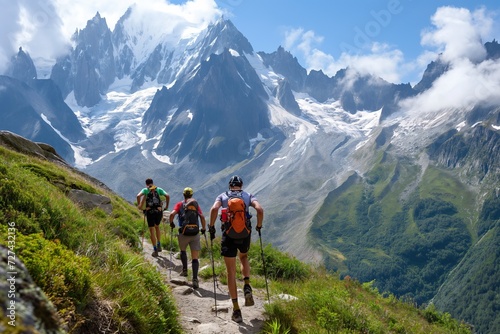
top-left (433, 222), bottom-right (500, 334)
top-left (0, 146), bottom-right (181, 333)
top-left (310, 149), bottom-right (500, 332)
top-left (0, 145), bottom-right (472, 333)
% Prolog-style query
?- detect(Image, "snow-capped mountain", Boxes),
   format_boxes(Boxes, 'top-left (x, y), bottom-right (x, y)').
top-left (1, 6), bottom-right (499, 332)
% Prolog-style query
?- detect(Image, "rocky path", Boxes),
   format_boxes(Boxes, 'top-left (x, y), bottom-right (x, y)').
top-left (142, 238), bottom-right (267, 334)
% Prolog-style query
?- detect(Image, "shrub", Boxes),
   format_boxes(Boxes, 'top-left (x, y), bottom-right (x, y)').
top-left (8, 229), bottom-right (92, 325)
top-left (249, 243), bottom-right (310, 281)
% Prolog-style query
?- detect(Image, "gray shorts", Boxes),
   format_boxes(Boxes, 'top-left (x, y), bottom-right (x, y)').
top-left (177, 233), bottom-right (201, 251)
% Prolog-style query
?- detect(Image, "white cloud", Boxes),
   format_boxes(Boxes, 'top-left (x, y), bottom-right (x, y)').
top-left (421, 6), bottom-right (490, 63)
top-left (284, 27), bottom-right (410, 84)
top-left (0, 0), bottom-right (68, 72)
top-left (52, 0), bottom-right (220, 39)
top-left (399, 6), bottom-right (500, 114)
top-left (335, 44), bottom-right (406, 84)
top-left (400, 58), bottom-right (500, 114)
top-left (0, 0), bottom-right (221, 73)
top-left (280, 5), bottom-right (500, 117)
top-left (282, 6), bottom-right (498, 86)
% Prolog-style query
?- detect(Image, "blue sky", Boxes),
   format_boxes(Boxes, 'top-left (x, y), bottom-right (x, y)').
top-left (217, 1), bottom-right (499, 58)
top-left (1, 0), bottom-right (499, 85)
top-left (216, 0), bottom-right (500, 83)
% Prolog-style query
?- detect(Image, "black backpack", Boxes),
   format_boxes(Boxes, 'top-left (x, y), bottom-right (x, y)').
top-left (179, 199), bottom-right (200, 236)
top-left (146, 188), bottom-right (162, 211)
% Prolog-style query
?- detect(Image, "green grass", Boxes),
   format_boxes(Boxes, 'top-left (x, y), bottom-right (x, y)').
top-left (419, 165), bottom-right (479, 240)
top-left (260, 266), bottom-right (471, 334)
top-left (0, 145), bottom-right (473, 333)
top-left (309, 154), bottom-right (477, 307)
top-left (194, 233), bottom-right (470, 333)
top-left (0, 146), bottom-right (181, 333)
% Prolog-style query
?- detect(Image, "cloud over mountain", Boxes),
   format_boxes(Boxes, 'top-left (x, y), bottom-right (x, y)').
top-left (421, 6), bottom-right (491, 63)
top-left (0, 0), bottom-right (223, 73)
top-left (283, 6), bottom-right (497, 85)
top-left (0, 0), bottom-right (68, 72)
top-left (400, 7), bottom-right (500, 114)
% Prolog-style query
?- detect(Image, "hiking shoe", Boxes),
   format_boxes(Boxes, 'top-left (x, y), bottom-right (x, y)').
top-left (180, 269), bottom-right (188, 277)
top-left (192, 278), bottom-right (199, 289)
top-left (231, 309), bottom-right (243, 323)
top-left (244, 284), bottom-right (254, 306)
top-left (151, 250), bottom-right (159, 257)
top-left (157, 244), bottom-right (162, 252)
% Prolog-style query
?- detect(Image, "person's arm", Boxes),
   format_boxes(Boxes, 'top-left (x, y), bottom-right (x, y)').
top-left (200, 215), bottom-right (206, 231)
top-left (209, 200), bottom-right (221, 227)
top-left (136, 190), bottom-right (144, 209)
top-left (169, 210), bottom-right (177, 229)
top-left (164, 193), bottom-right (170, 211)
top-left (208, 201), bottom-right (221, 240)
top-left (251, 200), bottom-right (264, 229)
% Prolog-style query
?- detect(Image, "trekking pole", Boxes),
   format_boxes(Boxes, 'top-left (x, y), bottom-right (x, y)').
top-left (141, 214), bottom-right (146, 250)
top-left (205, 233), bottom-right (217, 316)
top-left (162, 211), bottom-right (169, 251)
top-left (169, 226), bottom-right (173, 280)
top-left (258, 230), bottom-right (270, 303)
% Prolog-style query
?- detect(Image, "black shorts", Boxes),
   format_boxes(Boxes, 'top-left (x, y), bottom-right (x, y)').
top-left (145, 210), bottom-right (162, 227)
top-left (221, 233), bottom-right (251, 257)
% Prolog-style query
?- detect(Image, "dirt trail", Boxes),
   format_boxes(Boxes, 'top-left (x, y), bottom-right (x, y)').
top-left (142, 238), bottom-right (266, 334)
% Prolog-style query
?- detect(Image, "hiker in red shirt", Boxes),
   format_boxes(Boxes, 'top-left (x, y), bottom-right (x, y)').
top-left (169, 187), bottom-right (206, 289)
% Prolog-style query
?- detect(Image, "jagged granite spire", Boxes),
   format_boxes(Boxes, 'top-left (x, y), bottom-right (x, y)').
top-left (5, 47), bottom-right (37, 84)
top-left (51, 12), bottom-right (114, 107)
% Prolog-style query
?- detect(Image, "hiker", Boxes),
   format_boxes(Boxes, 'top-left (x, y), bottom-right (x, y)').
top-left (137, 178), bottom-right (170, 257)
top-left (209, 175), bottom-right (264, 323)
top-left (169, 187), bottom-right (206, 289)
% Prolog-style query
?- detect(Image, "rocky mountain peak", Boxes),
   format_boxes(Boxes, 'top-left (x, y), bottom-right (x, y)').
top-left (485, 39), bottom-right (500, 59)
top-left (4, 47), bottom-right (37, 84)
top-left (204, 18), bottom-right (254, 55)
top-left (50, 11), bottom-right (115, 107)
top-left (258, 46), bottom-right (307, 92)
top-left (146, 48), bottom-right (274, 165)
top-left (413, 57), bottom-right (450, 93)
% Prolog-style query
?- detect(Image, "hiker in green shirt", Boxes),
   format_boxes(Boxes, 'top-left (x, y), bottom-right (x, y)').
top-left (137, 178), bottom-right (170, 257)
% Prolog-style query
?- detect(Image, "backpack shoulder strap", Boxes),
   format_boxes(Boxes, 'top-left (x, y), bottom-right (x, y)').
top-left (227, 190), bottom-right (249, 209)
top-left (183, 198), bottom-right (198, 211)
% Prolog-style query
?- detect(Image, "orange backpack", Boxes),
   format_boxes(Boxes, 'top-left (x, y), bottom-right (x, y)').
top-left (224, 192), bottom-right (251, 239)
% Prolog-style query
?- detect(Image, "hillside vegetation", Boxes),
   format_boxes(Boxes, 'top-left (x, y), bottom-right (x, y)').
top-left (0, 143), bottom-right (472, 333)
top-left (0, 145), bottom-right (181, 333)
top-left (311, 145), bottom-right (499, 333)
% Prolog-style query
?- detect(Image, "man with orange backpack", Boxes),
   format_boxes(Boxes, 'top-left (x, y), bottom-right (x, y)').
top-left (209, 175), bottom-right (264, 323)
